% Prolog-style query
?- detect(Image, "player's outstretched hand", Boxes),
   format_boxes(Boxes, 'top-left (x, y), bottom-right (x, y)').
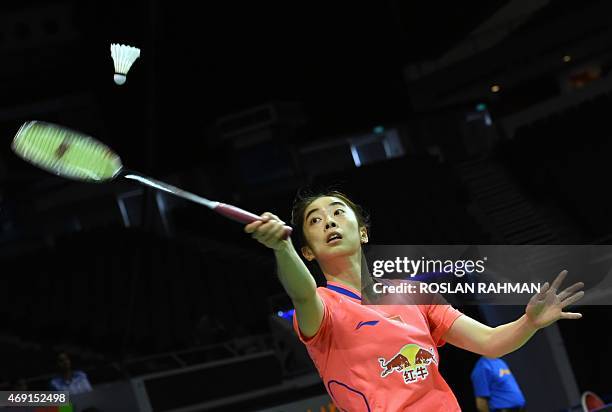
top-left (245, 212), bottom-right (291, 251)
top-left (525, 270), bottom-right (584, 330)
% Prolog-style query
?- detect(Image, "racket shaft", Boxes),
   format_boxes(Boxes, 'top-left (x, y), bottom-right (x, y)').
top-left (123, 173), bottom-right (217, 208)
top-left (124, 173), bottom-right (292, 239)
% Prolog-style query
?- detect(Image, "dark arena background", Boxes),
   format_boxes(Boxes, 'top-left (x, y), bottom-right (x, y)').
top-left (0, 1), bottom-right (611, 411)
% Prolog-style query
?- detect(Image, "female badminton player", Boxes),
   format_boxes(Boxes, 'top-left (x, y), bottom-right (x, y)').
top-left (244, 190), bottom-right (584, 411)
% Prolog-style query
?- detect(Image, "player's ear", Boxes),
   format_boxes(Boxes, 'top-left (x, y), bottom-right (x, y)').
top-left (360, 227), bottom-right (369, 244)
top-left (301, 245), bottom-right (315, 261)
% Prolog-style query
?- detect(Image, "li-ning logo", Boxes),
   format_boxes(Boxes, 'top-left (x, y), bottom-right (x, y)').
top-left (355, 320), bottom-right (379, 330)
top-left (378, 344), bottom-right (437, 384)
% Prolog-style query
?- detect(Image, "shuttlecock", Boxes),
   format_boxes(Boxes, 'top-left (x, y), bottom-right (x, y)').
top-left (110, 43), bottom-right (140, 85)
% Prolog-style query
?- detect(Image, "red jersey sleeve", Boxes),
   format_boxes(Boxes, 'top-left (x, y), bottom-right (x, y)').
top-left (422, 303), bottom-right (463, 347)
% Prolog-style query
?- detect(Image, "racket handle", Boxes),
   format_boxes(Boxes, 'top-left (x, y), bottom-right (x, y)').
top-left (214, 203), bottom-right (292, 239)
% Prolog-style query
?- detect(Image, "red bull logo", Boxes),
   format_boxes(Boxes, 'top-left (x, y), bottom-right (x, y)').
top-left (378, 344), bottom-right (437, 384)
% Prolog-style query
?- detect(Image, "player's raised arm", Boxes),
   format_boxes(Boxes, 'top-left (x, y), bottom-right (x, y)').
top-left (443, 270), bottom-right (584, 357)
top-left (245, 212), bottom-right (324, 338)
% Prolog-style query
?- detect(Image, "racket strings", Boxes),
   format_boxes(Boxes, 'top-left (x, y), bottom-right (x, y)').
top-left (12, 121), bottom-right (123, 182)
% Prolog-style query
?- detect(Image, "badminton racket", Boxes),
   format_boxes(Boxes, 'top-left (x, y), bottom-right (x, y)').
top-left (11, 121), bottom-right (292, 238)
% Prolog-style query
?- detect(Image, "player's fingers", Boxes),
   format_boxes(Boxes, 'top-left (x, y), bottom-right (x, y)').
top-left (561, 291), bottom-right (585, 308)
top-left (244, 220), bottom-right (264, 234)
top-left (262, 212), bottom-right (285, 224)
top-left (536, 282), bottom-right (550, 299)
top-left (260, 221), bottom-right (285, 244)
top-left (550, 269), bottom-right (568, 292)
top-left (558, 282), bottom-right (584, 301)
top-left (560, 312), bottom-right (582, 320)
top-left (253, 220), bottom-right (277, 239)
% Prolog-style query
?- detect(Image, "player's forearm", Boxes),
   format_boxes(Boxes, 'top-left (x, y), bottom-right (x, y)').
top-left (475, 397), bottom-right (490, 412)
top-left (486, 314), bottom-right (538, 357)
top-left (274, 241), bottom-right (318, 303)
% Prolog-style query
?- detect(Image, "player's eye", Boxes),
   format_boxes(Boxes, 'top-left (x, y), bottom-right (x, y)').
top-left (334, 209), bottom-right (345, 216)
top-left (310, 217), bottom-right (321, 224)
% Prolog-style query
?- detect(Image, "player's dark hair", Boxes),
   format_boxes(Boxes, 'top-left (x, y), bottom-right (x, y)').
top-left (290, 188), bottom-right (370, 250)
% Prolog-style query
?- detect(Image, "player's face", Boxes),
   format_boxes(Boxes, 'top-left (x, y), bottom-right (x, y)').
top-left (301, 196), bottom-right (365, 261)
top-left (57, 353), bottom-right (71, 372)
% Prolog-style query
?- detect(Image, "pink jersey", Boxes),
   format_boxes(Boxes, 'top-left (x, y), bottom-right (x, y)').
top-left (292, 281), bottom-right (463, 411)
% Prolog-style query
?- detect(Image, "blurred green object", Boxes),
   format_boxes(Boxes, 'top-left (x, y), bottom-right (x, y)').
top-left (11, 121), bottom-right (123, 182)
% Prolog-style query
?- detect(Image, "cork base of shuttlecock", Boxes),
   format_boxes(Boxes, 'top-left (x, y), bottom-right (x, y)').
top-left (113, 73), bottom-right (127, 85)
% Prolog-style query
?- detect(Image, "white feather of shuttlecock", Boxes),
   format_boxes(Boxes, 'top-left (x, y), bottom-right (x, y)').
top-left (110, 43), bottom-right (140, 85)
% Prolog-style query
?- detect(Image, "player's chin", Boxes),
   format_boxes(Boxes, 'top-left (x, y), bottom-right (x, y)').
top-left (323, 242), bottom-right (359, 256)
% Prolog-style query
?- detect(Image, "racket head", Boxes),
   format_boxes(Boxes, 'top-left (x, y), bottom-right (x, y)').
top-left (11, 121), bottom-right (123, 182)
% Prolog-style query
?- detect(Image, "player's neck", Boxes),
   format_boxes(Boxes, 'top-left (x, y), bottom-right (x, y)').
top-left (322, 251), bottom-right (362, 292)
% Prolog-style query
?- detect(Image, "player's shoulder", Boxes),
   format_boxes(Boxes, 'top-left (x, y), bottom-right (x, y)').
top-left (316, 286), bottom-right (340, 302)
top-left (316, 284), bottom-right (362, 309)
top-left (49, 376), bottom-right (62, 385)
top-left (476, 357), bottom-right (496, 368)
top-left (471, 358), bottom-right (487, 375)
top-left (73, 370), bottom-right (89, 379)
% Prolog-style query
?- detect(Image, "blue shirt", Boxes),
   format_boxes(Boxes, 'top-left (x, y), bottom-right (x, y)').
top-left (471, 357), bottom-right (526, 410)
top-left (49, 370), bottom-right (93, 395)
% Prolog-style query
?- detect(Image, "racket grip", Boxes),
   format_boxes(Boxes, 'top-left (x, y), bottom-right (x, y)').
top-left (214, 203), bottom-right (293, 239)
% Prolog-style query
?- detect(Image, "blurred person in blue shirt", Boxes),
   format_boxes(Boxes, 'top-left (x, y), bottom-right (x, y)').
top-left (471, 356), bottom-right (526, 412)
top-left (49, 352), bottom-right (93, 395)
